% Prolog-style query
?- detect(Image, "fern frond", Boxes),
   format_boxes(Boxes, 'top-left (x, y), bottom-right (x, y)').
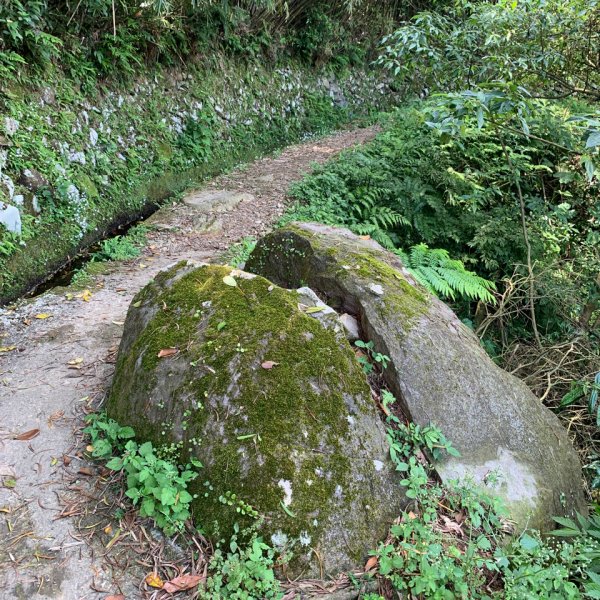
top-left (396, 243), bottom-right (496, 303)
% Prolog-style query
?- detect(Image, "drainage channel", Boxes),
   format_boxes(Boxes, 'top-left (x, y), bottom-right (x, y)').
top-left (26, 216), bottom-right (147, 299)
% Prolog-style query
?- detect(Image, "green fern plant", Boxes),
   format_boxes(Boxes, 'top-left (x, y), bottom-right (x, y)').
top-left (396, 243), bottom-right (496, 303)
top-left (351, 186), bottom-right (409, 249)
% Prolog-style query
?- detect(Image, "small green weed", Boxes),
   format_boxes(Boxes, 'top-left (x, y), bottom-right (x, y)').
top-left (355, 339), bottom-right (390, 374)
top-left (70, 268), bottom-right (93, 288)
top-left (222, 237), bottom-right (257, 268)
top-left (91, 225), bottom-right (149, 262)
top-left (84, 412), bottom-right (200, 534)
top-left (202, 524), bottom-right (283, 599)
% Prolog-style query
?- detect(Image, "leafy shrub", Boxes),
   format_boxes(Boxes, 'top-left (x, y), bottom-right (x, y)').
top-left (285, 101), bottom-right (599, 332)
top-left (202, 524), bottom-right (283, 599)
top-left (84, 412), bottom-right (200, 534)
top-left (0, 1), bottom-right (399, 82)
top-left (376, 0), bottom-right (600, 100)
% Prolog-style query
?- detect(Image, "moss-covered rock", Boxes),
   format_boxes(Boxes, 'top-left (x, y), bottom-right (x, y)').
top-left (246, 222), bottom-right (587, 532)
top-left (107, 261), bottom-right (404, 577)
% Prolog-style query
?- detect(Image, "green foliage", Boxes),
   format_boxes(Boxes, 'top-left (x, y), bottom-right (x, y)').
top-left (354, 339), bottom-right (390, 374)
top-left (222, 237), bottom-right (257, 268)
top-left (0, 1), bottom-right (398, 82)
top-left (376, 0), bottom-right (600, 100)
top-left (91, 225), bottom-right (148, 262)
top-left (560, 373), bottom-right (600, 427)
top-left (84, 412), bottom-right (283, 595)
top-left (70, 267), bottom-right (93, 289)
top-left (396, 243), bottom-right (496, 303)
top-left (285, 101), bottom-right (599, 335)
top-left (202, 524), bottom-right (283, 599)
top-left (374, 391), bottom-right (505, 597)
top-left (496, 531), bottom-right (590, 599)
top-left (376, 390), bottom-right (600, 599)
top-left (84, 412), bottom-right (200, 534)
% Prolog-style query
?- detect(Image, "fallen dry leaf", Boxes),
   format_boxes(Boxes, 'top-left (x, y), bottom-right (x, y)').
top-left (261, 361), bottom-right (280, 370)
top-left (67, 357), bottom-right (83, 366)
top-left (105, 595), bottom-right (125, 600)
top-left (81, 289), bottom-right (92, 302)
top-left (0, 346), bottom-right (16, 353)
top-left (63, 455), bottom-right (72, 466)
top-left (78, 467), bottom-right (94, 476)
top-left (34, 313), bottom-right (51, 319)
top-left (440, 515), bottom-right (463, 536)
top-left (48, 410), bottom-right (64, 427)
top-left (13, 428), bottom-right (40, 441)
top-left (145, 572), bottom-right (164, 589)
top-left (364, 555), bottom-right (379, 572)
top-left (157, 348), bottom-right (178, 358)
top-left (163, 574), bottom-right (203, 593)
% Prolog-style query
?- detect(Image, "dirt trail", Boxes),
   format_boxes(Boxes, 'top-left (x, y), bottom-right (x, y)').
top-left (0, 126), bottom-right (378, 600)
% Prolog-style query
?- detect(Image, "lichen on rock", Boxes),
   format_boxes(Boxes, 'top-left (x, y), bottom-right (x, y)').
top-left (107, 261), bottom-right (403, 577)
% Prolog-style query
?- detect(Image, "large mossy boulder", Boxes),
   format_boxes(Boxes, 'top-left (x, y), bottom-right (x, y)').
top-left (246, 222), bottom-right (586, 531)
top-left (107, 262), bottom-right (404, 577)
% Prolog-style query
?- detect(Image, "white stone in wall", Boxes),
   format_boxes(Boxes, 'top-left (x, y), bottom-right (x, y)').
top-left (0, 202), bottom-right (21, 234)
top-left (3, 117), bottom-right (19, 136)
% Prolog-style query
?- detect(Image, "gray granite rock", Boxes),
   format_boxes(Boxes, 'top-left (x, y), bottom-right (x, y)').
top-left (247, 222), bottom-right (586, 531)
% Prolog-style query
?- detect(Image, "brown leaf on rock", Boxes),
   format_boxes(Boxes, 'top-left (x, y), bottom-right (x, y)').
top-left (13, 428), bottom-right (40, 441)
top-left (78, 467), bottom-right (94, 476)
top-left (364, 555), bottom-right (379, 572)
top-left (105, 596), bottom-right (125, 600)
top-left (157, 348), bottom-right (178, 358)
top-left (163, 574), bottom-right (203, 593)
top-left (261, 361), bottom-right (279, 370)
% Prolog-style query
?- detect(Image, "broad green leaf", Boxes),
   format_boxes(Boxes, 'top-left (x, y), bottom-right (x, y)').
top-left (140, 497), bottom-right (155, 517)
top-left (586, 131), bottom-right (600, 149)
top-left (106, 457), bottom-right (124, 470)
top-left (519, 533), bottom-right (539, 551)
